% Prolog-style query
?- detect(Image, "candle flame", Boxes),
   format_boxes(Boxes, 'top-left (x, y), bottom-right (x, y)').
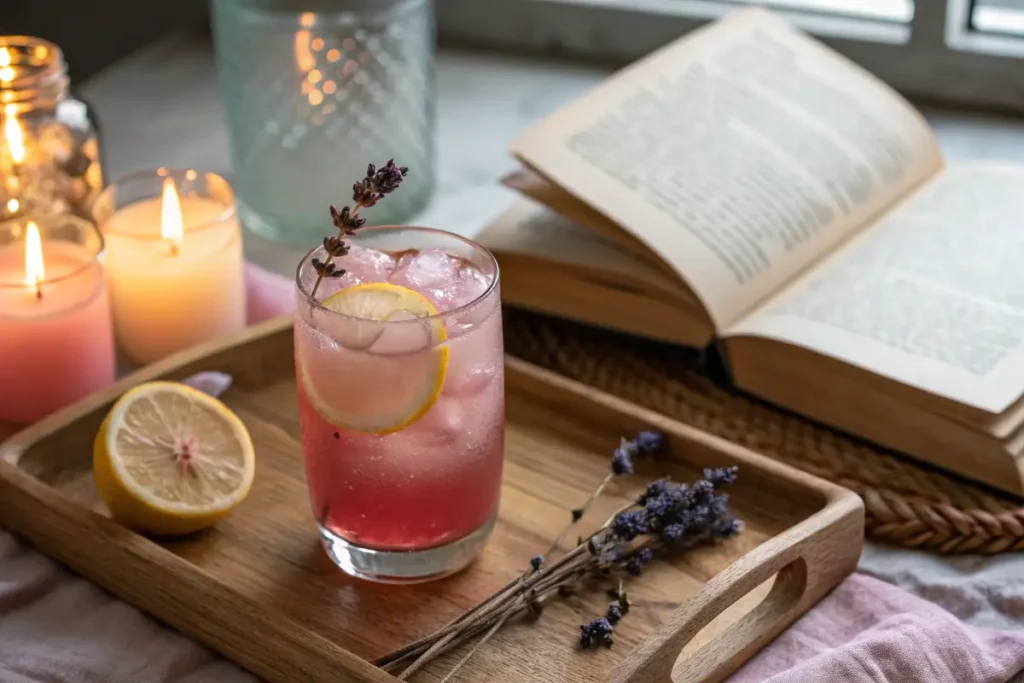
top-left (4, 105), bottom-right (24, 164)
top-left (24, 220), bottom-right (43, 298)
top-left (161, 177), bottom-right (184, 255)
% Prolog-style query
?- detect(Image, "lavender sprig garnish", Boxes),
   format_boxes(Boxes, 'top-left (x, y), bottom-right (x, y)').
top-left (309, 159), bottom-right (409, 301)
top-left (377, 432), bottom-right (742, 679)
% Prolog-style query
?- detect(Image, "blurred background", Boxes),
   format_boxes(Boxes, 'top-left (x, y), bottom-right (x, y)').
top-left (3, 0), bottom-right (1024, 267)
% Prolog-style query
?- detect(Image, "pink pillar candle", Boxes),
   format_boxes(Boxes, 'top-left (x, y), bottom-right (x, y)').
top-left (0, 215), bottom-right (115, 423)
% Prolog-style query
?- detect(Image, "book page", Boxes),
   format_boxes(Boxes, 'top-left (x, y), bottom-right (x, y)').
top-left (501, 169), bottom-right (680, 278)
top-left (509, 6), bottom-right (942, 330)
top-left (728, 163), bottom-right (1024, 414)
top-left (477, 198), bottom-right (690, 297)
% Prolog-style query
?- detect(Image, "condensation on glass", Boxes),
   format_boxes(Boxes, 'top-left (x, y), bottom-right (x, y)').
top-left (0, 36), bottom-right (105, 222)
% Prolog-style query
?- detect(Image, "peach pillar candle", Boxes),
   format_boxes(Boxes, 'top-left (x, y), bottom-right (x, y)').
top-left (0, 215), bottom-right (115, 423)
top-left (94, 169), bottom-right (246, 364)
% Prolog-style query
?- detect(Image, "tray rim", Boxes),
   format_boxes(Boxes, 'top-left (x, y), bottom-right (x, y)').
top-left (0, 315), bottom-right (864, 683)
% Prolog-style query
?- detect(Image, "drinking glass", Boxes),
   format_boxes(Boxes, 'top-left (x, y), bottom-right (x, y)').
top-left (293, 226), bottom-right (504, 582)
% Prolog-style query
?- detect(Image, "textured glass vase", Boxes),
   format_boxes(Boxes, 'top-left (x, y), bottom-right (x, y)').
top-left (211, 0), bottom-right (436, 246)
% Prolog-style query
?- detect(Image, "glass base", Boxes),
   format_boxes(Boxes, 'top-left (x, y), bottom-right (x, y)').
top-left (318, 512), bottom-right (497, 584)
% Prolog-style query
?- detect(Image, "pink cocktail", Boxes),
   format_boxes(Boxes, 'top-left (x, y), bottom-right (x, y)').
top-left (294, 227), bottom-right (504, 582)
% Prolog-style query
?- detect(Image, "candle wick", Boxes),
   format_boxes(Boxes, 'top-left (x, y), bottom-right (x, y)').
top-left (169, 240), bottom-right (180, 257)
top-left (34, 280), bottom-right (42, 301)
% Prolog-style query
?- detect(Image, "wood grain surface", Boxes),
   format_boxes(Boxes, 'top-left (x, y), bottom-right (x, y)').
top-left (0, 316), bottom-right (863, 683)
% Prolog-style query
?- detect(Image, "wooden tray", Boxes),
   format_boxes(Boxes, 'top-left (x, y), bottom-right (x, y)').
top-left (0, 316), bottom-right (863, 683)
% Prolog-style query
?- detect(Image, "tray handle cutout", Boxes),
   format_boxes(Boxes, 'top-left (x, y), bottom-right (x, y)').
top-left (608, 499), bottom-right (861, 683)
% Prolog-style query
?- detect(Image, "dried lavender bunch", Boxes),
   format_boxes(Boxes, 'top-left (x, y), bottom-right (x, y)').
top-left (377, 433), bottom-right (741, 679)
top-left (574, 466), bottom-right (741, 648)
top-left (309, 159), bottom-right (409, 300)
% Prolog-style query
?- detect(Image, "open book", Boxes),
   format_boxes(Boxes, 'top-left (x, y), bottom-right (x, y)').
top-left (479, 6), bottom-right (1024, 495)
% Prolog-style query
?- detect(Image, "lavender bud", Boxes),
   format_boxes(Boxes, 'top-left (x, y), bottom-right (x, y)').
top-left (366, 163), bottom-right (376, 178)
top-left (611, 446), bottom-right (634, 475)
top-left (714, 517), bottom-right (743, 538)
top-left (610, 510), bottom-right (648, 541)
top-left (528, 599), bottom-right (544, 618)
top-left (634, 430), bottom-right (665, 456)
top-left (529, 555), bottom-right (544, 572)
top-left (625, 548), bottom-right (654, 576)
top-left (571, 508), bottom-right (584, 523)
top-left (661, 523), bottom-right (687, 547)
top-left (579, 618), bottom-right (614, 649)
top-left (643, 493), bottom-right (676, 525)
top-left (704, 466), bottom-right (739, 488)
top-left (606, 603), bottom-right (623, 624)
top-left (690, 479), bottom-right (715, 504)
top-left (637, 478), bottom-right (673, 505)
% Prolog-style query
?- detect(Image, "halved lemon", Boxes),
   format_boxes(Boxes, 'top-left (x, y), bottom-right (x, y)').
top-left (298, 282), bottom-right (448, 434)
top-left (93, 381), bottom-right (255, 536)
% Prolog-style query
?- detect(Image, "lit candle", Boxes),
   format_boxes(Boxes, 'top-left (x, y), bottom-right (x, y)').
top-left (0, 215), bottom-right (115, 423)
top-left (94, 168), bottom-right (246, 364)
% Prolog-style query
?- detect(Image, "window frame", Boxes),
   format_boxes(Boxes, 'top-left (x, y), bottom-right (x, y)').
top-left (435, 0), bottom-right (1024, 114)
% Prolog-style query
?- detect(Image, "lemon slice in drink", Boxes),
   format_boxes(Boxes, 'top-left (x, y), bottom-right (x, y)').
top-left (93, 382), bottom-right (255, 536)
top-left (298, 282), bottom-right (448, 435)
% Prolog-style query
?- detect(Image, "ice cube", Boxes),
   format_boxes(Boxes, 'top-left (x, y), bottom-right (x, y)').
top-left (314, 271), bottom-right (363, 300)
top-left (394, 250), bottom-right (417, 270)
top-left (411, 397), bottom-right (463, 445)
top-left (390, 249), bottom-right (458, 291)
top-left (336, 244), bottom-right (395, 283)
top-left (450, 266), bottom-right (492, 308)
top-left (443, 364), bottom-right (498, 398)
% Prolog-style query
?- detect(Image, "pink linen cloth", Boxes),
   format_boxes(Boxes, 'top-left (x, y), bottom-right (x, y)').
top-left (0, 262), bottom-right (1022, 682)
top-left (730, 573), bottom-right (1024, 683)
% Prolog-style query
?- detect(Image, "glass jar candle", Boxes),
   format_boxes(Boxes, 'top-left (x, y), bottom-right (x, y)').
top-left (210, 0), bottom-right (436, 246)
top-left (0, 36), bottom-right (104, 222)
top-left (93, 169), bottom-right (246, 365)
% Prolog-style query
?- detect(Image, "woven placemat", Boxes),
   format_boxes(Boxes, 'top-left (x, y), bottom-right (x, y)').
top-left (502, 308), bottom-right (1024, 555)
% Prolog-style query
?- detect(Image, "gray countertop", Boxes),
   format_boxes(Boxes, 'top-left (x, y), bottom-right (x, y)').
top-left (78, 31), bottom-right (1024, 633)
